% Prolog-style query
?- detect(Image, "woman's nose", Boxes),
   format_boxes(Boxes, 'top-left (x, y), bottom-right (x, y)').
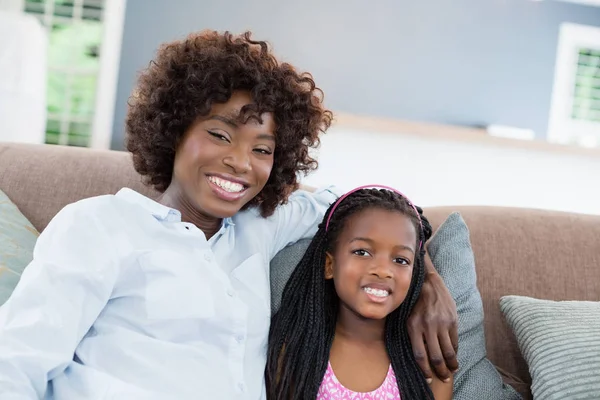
top-left (223, 146), bottom-right (251, 173)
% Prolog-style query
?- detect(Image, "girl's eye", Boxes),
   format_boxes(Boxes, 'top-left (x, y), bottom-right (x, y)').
top-left (254, 148), bottom-right (273, 155)
top-left (208, 131), bottom-right (230, 142)
top-left (393, 258), bottom-right (410, 265)
top-left (352, 249), bottom-right (371, 257)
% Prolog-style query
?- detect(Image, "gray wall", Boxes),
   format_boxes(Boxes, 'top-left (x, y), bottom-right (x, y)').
top-left (111, 0), bottom-right (600, 149)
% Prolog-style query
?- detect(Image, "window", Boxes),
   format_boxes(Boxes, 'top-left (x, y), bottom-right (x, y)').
top-left (548, 23), bottom-right (600, 147)
top-left (23, 0), bottom-right (125, 149)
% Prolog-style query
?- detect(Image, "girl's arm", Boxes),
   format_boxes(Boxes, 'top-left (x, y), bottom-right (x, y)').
top-left (430, 372), bottom-right (454, 400)
top-left (0, 200), bottom-right (120, 397)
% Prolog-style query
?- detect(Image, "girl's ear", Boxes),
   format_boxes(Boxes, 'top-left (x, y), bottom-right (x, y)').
top-left (325, 252), bottom-right (334, 280)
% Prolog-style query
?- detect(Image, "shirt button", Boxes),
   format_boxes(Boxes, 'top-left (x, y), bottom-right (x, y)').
top-left (204, 253), bottom-right (211, 262)
top-left (227, 289), bottom-right (234, 297)
top-left (236, 334), bottom-right (244, 342)
top-left (238, 383), bottom-right (245, 392)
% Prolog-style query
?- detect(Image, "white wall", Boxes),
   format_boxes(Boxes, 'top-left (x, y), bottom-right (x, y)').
top-left (301, 127), bottom-right (600, 216)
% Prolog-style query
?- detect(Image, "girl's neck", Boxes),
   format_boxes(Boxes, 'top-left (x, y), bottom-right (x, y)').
top-left (336, 304), bottom-right (386, 344)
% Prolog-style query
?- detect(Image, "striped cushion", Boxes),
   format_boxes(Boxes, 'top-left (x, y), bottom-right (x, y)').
top-left (500, 296), bottom-right (600, 400)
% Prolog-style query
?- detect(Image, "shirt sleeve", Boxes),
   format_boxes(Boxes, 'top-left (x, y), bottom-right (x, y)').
top-left (0, 200), bottom-right (120, 398)
top-left (267, 185), bottom-right (342, 259)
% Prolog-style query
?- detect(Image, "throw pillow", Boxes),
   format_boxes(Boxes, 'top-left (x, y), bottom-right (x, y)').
top-left (427, 213), bottom-right (521, 400)
top-left (270, 238), bottom-right (311, 314)
top-left (500, 295), bottom-right (600, 400)
top-left (0, 189), bottom-right (38, 305)
top-left (270, 212), bottom-right (521, 400)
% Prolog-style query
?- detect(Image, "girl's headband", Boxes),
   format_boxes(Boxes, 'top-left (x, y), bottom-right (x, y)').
top-left (325, 184), bottom-right (423, 250)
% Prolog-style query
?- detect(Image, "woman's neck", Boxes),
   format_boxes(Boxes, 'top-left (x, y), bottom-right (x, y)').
top-left (335, 304), bottom-right (386, 344)
top-left (158, 184), bottom-right (222, 240)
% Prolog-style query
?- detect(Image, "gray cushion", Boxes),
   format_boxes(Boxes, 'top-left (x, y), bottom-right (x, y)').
top-left (270, 238), bottom-right (312, 314)
top-left (0, 189), bottom-right (39, 306)
top-left (500, 295), bottom-right (600, 400)
top-left (270, 212), bottom-right (521, 399)
top-left (427, 213), bottom-right (521, 400)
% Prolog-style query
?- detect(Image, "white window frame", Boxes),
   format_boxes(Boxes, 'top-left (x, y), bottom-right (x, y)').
top-left (547, 22), bottom-right (600, 147)
top-left (90, 0), bottom-right (126, 149)
top-left (23, 0), bottom-right (126, 149)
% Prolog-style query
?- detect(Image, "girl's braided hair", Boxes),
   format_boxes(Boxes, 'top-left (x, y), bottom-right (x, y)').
top-left (266, 188), bottom-right (434, 399)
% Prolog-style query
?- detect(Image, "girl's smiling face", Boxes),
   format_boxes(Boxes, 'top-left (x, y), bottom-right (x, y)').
top-left (325, 208), bottom-right (417, 320)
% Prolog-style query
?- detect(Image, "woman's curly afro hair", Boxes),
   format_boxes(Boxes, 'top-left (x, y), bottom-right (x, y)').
top-left (125, 30), bottom-right (333, 217)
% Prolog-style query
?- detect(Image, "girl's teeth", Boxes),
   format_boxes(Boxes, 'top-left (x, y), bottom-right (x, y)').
top-left (209, 177), bottom-right (244, 193)
top-left (363, 287), bottom-right (389, 297)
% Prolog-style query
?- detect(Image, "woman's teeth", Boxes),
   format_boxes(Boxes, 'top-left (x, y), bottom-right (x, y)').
top-left (363, 287), bottom-right (390, 297)
top-left (208, 176), bottom-right (245, 193)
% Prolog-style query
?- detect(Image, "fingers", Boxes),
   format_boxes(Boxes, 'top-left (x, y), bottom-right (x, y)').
top-left (449, 319), bottom-right (459, 371)
top-left (450, 319), bottom-right (459, 353)
top-left (439, 331), bottom-right (459, 374)
top-left (408, 324), bottom-right (432, 383)
top-left (426, 329), bottom-right (451, 382)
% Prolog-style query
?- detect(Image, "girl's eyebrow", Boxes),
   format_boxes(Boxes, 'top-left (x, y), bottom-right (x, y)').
top-left (348, 236), bottom-right (374, 244)
top-left (396, 245), bottom-right (415, 254)
top-left (348, 237), bottom-right (415, 254)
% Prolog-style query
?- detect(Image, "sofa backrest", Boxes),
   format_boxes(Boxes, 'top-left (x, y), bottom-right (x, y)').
top-left (1, 142), bottom-right (158, 231)
top-left (426, 204), bottom-right (600, 397)
top-left (2, 142), bottom-right (600, 398)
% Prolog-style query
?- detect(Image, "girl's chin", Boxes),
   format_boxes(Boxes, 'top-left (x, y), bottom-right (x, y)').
top-left (356, 307), bottom-right (391, 321)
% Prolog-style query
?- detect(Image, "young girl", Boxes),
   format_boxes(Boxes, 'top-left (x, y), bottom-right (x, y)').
top-left (266, 185), bottom-right (454, 400)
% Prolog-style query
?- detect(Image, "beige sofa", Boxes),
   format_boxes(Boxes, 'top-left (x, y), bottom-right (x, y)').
top-left (2, 142), bottom-right (600, 399)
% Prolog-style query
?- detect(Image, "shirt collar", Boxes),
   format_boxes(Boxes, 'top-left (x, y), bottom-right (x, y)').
top-left (116, 188), bottom-right (235, 227)
top-left (116, 188), bottom-right (180, 222)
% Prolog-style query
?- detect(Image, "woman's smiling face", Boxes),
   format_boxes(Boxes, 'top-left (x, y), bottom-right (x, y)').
top-left (171, 91), bottom-right (276, 219)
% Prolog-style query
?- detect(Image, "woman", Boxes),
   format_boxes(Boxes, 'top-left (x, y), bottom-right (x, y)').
top-left (0, 31), bottom-right (456, 399)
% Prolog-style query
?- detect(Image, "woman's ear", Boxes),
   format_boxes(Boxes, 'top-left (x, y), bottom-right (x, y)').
top-left (325, 252), bottom-right (334, 280)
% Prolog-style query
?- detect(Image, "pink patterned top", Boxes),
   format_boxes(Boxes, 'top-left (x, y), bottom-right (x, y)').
top-left (316, 362), bottom-right (401, 400)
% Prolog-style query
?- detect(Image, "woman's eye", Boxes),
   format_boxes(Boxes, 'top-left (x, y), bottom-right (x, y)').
top-left (208, 131), bottom-right (230, 142)
top-left (352, 249), bottom-right (371, 257)
top-left (254, 148), bottom-right (273, 155)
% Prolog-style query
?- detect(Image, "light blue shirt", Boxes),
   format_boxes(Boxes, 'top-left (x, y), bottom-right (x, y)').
top-left (0, 187), bottom-right (339, 399)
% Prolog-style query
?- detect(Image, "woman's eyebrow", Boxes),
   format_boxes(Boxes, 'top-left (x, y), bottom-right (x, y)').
top-left (206, 114), bottom-right (238, 127)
